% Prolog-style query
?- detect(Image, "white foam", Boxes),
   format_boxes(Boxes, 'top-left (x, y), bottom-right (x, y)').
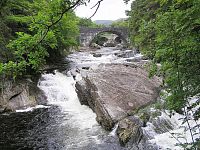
top-left (38, 71), bottom-right (98, 129)
top-left (68, 48), bottom-right (142, 68)
top-left (145, 103), bottom-right (200, 150)
top-left (109, 123), bottom-right (119, 136)
top-left (16, 105), bottom-right (50, 112)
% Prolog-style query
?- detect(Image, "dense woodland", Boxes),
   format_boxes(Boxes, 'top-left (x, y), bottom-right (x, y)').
top-left (128, 0), bottom-right (200, 112)
top-left (0, 0), bottom-right (199, 148)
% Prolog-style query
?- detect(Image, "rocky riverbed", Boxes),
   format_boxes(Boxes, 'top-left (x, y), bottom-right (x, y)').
top-left (0, 47), bottom-right (199, 150)
top-left (68, 47), bottom-right (200, 149)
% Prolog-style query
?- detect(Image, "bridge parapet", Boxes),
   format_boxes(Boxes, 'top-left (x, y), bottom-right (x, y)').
top-left (79, 27), bottom-right (129, 47)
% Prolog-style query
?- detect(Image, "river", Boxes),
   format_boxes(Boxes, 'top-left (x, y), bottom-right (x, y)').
top-left (0, 47), bottom-right (137, 150)
top-left (0, 47), bottom-right (199, 150)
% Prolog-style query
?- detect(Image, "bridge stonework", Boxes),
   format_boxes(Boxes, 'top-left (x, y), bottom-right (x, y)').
top-left (79, 27), bottom-right (129, 47)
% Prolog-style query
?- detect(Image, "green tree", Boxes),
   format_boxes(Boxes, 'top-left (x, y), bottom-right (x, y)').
top-left (0, 0), bottom-right (12, 63)
top-left (129, 0), bottom-right (200, 110)
top-left (0, 0), bottom-right (85, 79)
top-left (129, 1), bottom-right (200, 147)
top-left (78, 18), bottom-right (96, 27)
top-left (154, 0), bottom-right (200, 110)
top-left (129, 0), bottom-right (160, 59)
top-left (78, 17), bottom-right (104, 28)
top-left (110, 19), bottom-right (129, 28)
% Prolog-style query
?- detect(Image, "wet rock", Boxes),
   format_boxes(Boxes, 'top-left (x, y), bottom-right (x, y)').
top-left (115, 50), bottom-right (135, 58)
top-left (132, 47), bottom-right (140, 54)
top-left (138, 112), bottom-right (151, 127)
top-left (82, 67), bottom-right (90, 70)
top-left (117, 116), bottom-right (143, 146)
top-left (0, 106), bottom-right (6, 114)
top-left (150, 113), bottom-right (174, 134)
top-left (76, 63), bottom-right (161, 130)
top-left (70, 68), bottom-right (80, 79)
top-left (0, 79), bottom-right (43, 111)
top-left (75, 79), bottom-right (90, 106)
top-left (90, 43), bottom-right (101, 49)
top-left (126, 57), bottom-right (142, 62)
top-left (115, 44), bottom-right (123, 49)
top-left (104, 42), bottom-right (116, 47)
top-left (0, 106), bottom-right (12, 114)
top-left (93, 53), bottom-right (102, 57)
top-left (0, 107), bottom-right (4, 113)
top-left (8, 86), bottom-right (35, 110)
top-left (116, 114), bottom-right (163, 150)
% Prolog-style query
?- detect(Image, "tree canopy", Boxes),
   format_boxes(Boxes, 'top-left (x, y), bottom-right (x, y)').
top-left (0, 0), bottom-right (87, 80)
top-left (110, 19), bottom-right (129, 28)
top-left (78, 17), bottom-right (104, 28)
top-left (129, 0), bottom-right (200, 111)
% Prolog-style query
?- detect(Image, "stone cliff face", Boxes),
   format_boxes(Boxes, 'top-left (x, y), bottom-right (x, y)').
top-left (0, 79), bottom-right (45, 112)
top-left (76, 63), bottom-right (161, 130)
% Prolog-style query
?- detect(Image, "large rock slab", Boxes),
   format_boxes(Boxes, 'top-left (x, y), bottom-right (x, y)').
top-left (76, 63), bottom-right (161, 130)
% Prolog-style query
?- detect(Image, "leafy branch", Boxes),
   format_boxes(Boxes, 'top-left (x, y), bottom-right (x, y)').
top-left (0, 0), bottom-right (88, 80)
top-left (38, 0), bottom-right (82, 44)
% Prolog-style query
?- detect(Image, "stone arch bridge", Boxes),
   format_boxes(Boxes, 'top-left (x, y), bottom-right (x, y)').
top-left (79, 27), bottom-right (129, 47)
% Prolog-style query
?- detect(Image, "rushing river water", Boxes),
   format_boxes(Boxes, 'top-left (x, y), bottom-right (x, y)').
top-left (0, 47), bottom-right (135, 150)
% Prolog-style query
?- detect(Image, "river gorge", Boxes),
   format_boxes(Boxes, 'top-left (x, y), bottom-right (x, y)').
top-left (0, 47), bottom-right (199, 150)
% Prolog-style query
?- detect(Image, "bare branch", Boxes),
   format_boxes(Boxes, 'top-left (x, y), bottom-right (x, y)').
top-left (88, 0), bottom-right (103, 19)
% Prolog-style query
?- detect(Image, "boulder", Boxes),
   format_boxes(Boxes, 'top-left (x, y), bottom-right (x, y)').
top-left (92, 53), bottom-right (102, 57)
top-left (0, 79), bottom-right (44, 112)
top-left (114, 50), bottom-right (135, 58)
top-left (76, 63), bottom-right (161, 130)
top-left (117, 116), bottom-right (143, 146)
top-left (6, 84), bottom-right (36, 111)
top-left (104, 42), bottom-right (116, 47)
top-left (90, 43), bottom-right (101, 49)
top-left (115, 44), bottom-right (123, 49)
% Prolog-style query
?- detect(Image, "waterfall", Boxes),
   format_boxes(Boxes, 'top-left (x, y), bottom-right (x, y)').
top-left (38, 70), bottom-right (98, 129)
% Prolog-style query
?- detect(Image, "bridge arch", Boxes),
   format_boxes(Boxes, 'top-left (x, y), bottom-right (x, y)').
top-left (90, 30), bottom-right (128, 46)
top-left (79, 27), bottom-right (129, 47)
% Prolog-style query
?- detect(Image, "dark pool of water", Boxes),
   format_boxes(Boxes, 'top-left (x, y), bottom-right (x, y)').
top-left (0, 105), bottom-right (126, 150)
